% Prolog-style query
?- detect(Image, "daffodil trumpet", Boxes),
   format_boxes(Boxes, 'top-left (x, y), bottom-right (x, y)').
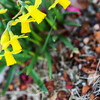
top-left (12, 14), bottom-right (35, 33)
top-left (0, 49), bottom-right (20, 66)
top-left (49, 0), bottom-right (71, 10)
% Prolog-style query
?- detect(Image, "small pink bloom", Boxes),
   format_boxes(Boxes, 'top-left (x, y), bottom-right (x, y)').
top-left (21, 73), bottom-right (33, 84)
top-left (66, 6), bottom-right (81, 15)
top-left (66, 85), bottom-right (73, 89)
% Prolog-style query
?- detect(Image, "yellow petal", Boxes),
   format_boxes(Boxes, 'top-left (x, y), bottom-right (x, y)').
top-left (11, 38), bottom-right (22, 53)
top-left (58, 0), bottom-right (71, 9)
top-left (4, 49), bottom-right (16, 66)
top-left (34, 0), bottom-right (42, 8)
top-left (2, 42), bottom-right (10, 50)
top-left (21, 22), bottom-right (31, 33)
top-left (1, 29), bottom-right (9, 45)
top-left (11, 21), bottom-right (18, 26)
top-left (0, 8), bottom-right (7, 14)
top-left (48, 0), bottom-right (71, 10)
top-left (48, 0), bottom-right (59, 10)
top-left (9, 33), bottom-right (22, 52)
top-left (19, 14), bottom-right (30, 21)
top-left (28, 6), bottom-right (46, 24)
top-left (12, 49), bottom-right (22, 54)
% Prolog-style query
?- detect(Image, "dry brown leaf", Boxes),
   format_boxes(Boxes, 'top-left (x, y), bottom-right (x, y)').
top-left (63, 71), bottom-right (71, 82)
top-left (87, 73), bottom-right (99, 85)
top-left (89, 93), bottom-right (95, 100)
top-left (95, 46), bottom-right (100, 54)
top-left (52, 63), bottom-right (58, 73)
top-left (94, 31), bottom-right (100, 43)
top-left (82, 67), bottom-right (95, 74)
top-left (58, 91), bottom-right (67, 99)
top-left (85, 56), bottom-right (96, 61)
top-left (82, 85), bottom-right (92, 95)
top-left (45, 81), bottom-right (55, 93)
top-left (8, 84), bottom-right (14, 91)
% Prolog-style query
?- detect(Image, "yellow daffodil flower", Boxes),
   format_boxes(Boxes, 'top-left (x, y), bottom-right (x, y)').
top-left (1, 30), bottom-right (27, 53)
top-left (0, 29), bottom-right (9, 50)
top-left (49, 0), bottom-right (71, 10)
top-left (26, 5), bottom-right (46, 24)
top-left (12, 14), bottom-right (35, 33)
top-left (34, 0), bottom-right (42, 8)
top-left (0, 49), bottom-right (16, 66)
top-left (0, 8), bottom-right (7, 14)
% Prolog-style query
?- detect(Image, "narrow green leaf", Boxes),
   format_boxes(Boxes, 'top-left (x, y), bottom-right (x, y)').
top-left (45, 17), bottom-right (57, 30)
top-left (59, 35), bottom-right (74, 50)
top-left (31, 30), bottom-right (42, 42)
top-left (41, 28), bottom-right (53, 53)
top-left (45, 49), bottom-right (52, 79)
top-left (64, 21), bottom-right (81, 27)
top-left (16, 67), bottom-right (26, 75)
top-left (29, 69), bottom-right (48, 92)
top-left (26, 50), bottom-right (39, 75)
top-left (1, 65), bottom-right (17, 96)
top-left (27, 37), bottom-right (41, 46)
top-left (63, 12), bottom-right (78, 15)
top-left (49, 43), bottom-right (56, 50)
top-left (52, 35), bottom-right (58, 42)
top-left (0, 60), bottom-right (6, 74)
top-left (14, 53), bottom-right (31, 63)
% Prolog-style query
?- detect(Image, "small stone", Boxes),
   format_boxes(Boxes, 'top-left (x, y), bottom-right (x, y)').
top-left (83, 37), bottom-right (89, 44)
top-left (93, 0), bottom-right (98, 4)
top-left (93, 24), bottom-right (100, 31)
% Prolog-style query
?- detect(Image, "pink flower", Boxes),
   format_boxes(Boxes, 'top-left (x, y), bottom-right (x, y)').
top-left (66, 85), bottom-right (73, 89)
top-left (21, 73), bottom-right (33, 84)
top-left (66, 5), bottom-right (81, 15)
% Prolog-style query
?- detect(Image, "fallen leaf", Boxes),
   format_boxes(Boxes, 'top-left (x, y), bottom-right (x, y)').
top-left (82, 85), bottom-right (92, 95)
top-left (45, 81), bottom-right (55, 93)
top-left (89, 93), bottom-right (95, 100)
top-left (95, 46), bottom-right (100, 54)
top-left (87, 73), bottom-right (99, 85)
top-left (94, 31), bottom-right (100, 43)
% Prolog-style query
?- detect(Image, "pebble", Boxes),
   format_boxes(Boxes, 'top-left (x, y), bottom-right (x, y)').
top-left (93, 0), bottom-right (98, 4)
top-left (83, 37), bottom-right (90, 44)
top-left (93, 24), bottom-right (100, 31)
top-left (78, 64), bottom-right (82, 70)
top-left (82, 82), bottom-right (86, 86)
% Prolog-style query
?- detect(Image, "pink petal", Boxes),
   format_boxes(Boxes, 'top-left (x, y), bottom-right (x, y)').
top-left (66, 85), bottom-right (73, 89)
top-left (66, 6), bottom-right (81, 15)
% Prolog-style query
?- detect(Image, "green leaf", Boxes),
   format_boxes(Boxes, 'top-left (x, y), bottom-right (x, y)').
top-left (0, 61), bottom-right (6, 74)
top-left (31, 30), bottom-right (42, 42)
top-left (26, 50), bottom-right (39, 75)
top-left (45, 17), bottom-right (57, 30)
top-left (64, 21), bottom-right (81, 27)
top-left (1, 65), bottom-right (17, 96)
top-left (49, 43), bottom-right (56, 50)
top-left (27, 37), bottom-right (41, 46)
top-left (16, 67), bottom-right (26, 75)
top-left (45, 49), bottom-right (52, 79)
top-left (52, 35), bottom-right (58, 42)
top-left (41, 28), bottom-right (53, 53)
top-left (63, 12), bottom-right (78, 15)
top-left (59, 35), bottom-right (74, 50)
top-left (14, 53), bottom-right (31, 63)
top-left (29, 69), bottom-right (48, 92)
